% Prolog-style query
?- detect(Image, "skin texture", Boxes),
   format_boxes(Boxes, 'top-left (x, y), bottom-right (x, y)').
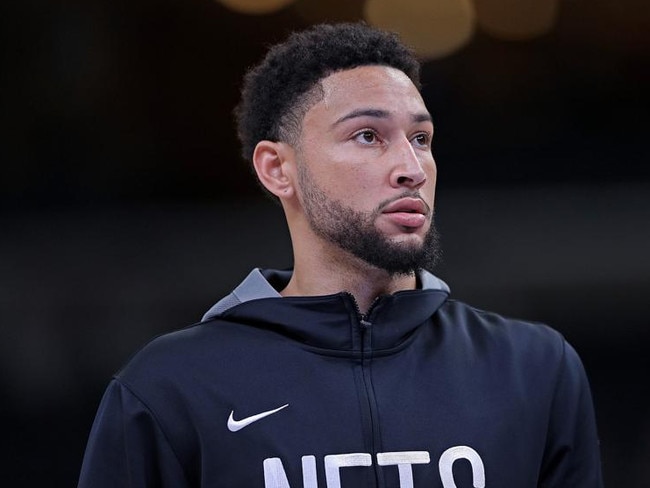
top-left (252, 66), bottom-right (437, 313)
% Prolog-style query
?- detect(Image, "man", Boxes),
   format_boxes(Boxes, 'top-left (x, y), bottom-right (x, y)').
top-left (78, 23), bottom-right (603, 487)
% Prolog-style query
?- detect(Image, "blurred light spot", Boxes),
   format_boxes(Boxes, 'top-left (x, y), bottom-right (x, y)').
top-left (364, 0), bottom-right (476, 60)
top-left (217, 0), bottom-right (298, 15)
top-left (473, 0), bottom-right (559, 40)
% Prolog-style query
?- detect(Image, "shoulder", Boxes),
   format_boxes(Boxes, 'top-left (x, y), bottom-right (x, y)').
top-left (439, 298), bottom-right (563, 339)
top-left (435, 299), bottom-right (570, 369)
top-left (432, 300), bottom-right (592, 412)
top-left (114, 318), bottom-right (259, 394)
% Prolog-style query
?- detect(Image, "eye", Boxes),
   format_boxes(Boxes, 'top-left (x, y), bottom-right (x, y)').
top-left (412, 132), bottom-right (431, 148)
top-left (353, 129), bottom-right (379, 145)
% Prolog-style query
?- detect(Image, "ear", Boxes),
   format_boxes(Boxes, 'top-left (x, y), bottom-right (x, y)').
top-left (252, 140), bottom-right (296, 199)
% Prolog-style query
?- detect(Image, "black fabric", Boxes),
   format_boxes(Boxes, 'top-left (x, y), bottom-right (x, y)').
top-left (78, 276), bottom-right (602, 487)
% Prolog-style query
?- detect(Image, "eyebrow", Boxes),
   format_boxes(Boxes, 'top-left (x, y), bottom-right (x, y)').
top-left (333, 108), bottom-right (433, 126)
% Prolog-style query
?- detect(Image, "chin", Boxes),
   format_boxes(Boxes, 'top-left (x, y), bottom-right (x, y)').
top-left (387, 234), bottom-right (426, 250)
top-left (392, 226), bottom-right (428, 240)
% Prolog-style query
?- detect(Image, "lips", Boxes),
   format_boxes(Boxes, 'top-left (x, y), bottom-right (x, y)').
top-left (381, 197), bottom-right (429, 228)
top-left (382, 197), bottom-right (429, 215)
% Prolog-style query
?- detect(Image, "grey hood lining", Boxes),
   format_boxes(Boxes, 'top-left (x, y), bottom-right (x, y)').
top-left (201, 268), bottom-right (450, 322)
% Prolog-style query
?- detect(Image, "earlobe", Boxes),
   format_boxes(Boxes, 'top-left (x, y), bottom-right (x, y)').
top-left (252, 141), bottom-right (296, 198)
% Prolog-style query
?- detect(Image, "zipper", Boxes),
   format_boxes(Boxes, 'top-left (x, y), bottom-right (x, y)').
top-left (349, 295), bottom-right (385, 487)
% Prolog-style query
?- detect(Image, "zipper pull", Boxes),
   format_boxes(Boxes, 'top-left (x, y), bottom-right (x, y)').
top-left (359, 319), bottom-right (372, 329)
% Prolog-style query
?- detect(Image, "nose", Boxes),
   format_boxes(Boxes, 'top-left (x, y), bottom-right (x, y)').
top-left (389, 138), bottom-right (430, 189)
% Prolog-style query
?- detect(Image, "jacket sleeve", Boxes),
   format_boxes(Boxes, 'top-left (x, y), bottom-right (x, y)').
top-left (78, 379), bottom-right (190, 488)
top-left (539, 340), bottom-right (604, 488)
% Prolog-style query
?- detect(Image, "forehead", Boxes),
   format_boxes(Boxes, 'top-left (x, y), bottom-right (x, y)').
top-left (307, 65), bottom-right (427, 121)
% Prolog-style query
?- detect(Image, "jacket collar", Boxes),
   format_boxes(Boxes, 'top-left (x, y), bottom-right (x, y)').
top-left (202, 268), bottom-right (449, 320)
top-left (201, 268), bottom-right (450, 352)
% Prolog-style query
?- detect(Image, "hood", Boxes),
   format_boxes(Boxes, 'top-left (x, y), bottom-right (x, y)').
top-left (200, 269), bottom-right (450, 352)
top-left (202, 268), bottom-right (450, 321)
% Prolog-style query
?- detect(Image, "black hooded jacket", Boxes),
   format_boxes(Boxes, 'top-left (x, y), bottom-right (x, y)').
top-left (78, 268), bottom-right (602, 487)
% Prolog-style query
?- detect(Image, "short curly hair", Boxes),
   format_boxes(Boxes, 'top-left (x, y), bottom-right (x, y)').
top-left (234, 22), bottom-right (421, 165)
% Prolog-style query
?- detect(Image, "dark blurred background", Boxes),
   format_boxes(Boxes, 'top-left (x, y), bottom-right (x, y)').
top-left (1, 0), bottom-right (648, 486)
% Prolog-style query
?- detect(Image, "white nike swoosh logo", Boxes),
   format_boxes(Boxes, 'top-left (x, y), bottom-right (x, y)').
top-left (227, 404), bottom-right (289, 432)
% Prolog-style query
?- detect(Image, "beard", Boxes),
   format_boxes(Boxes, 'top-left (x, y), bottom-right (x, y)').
top-left (297, 163), bottom-right (441, 276)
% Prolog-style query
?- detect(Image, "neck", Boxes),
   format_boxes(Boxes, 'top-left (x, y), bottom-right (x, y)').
top-left (281, 239), bottom-right (418, 315)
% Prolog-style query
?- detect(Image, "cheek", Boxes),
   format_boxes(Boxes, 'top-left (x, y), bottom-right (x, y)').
top-left (422, 162), bottom-right (438, 203)
top-left (428, 169), bottom-right (437, 190)
top-left (318, 157), bottom-right (373, 191)
top-left (425, 159), bottom-right (437, 185)
top-left (333, 166), bottom-right (383, 204)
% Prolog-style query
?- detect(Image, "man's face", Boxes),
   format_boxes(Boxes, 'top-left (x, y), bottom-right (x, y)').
top-left (293, 65), bottom-right (440, 275)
